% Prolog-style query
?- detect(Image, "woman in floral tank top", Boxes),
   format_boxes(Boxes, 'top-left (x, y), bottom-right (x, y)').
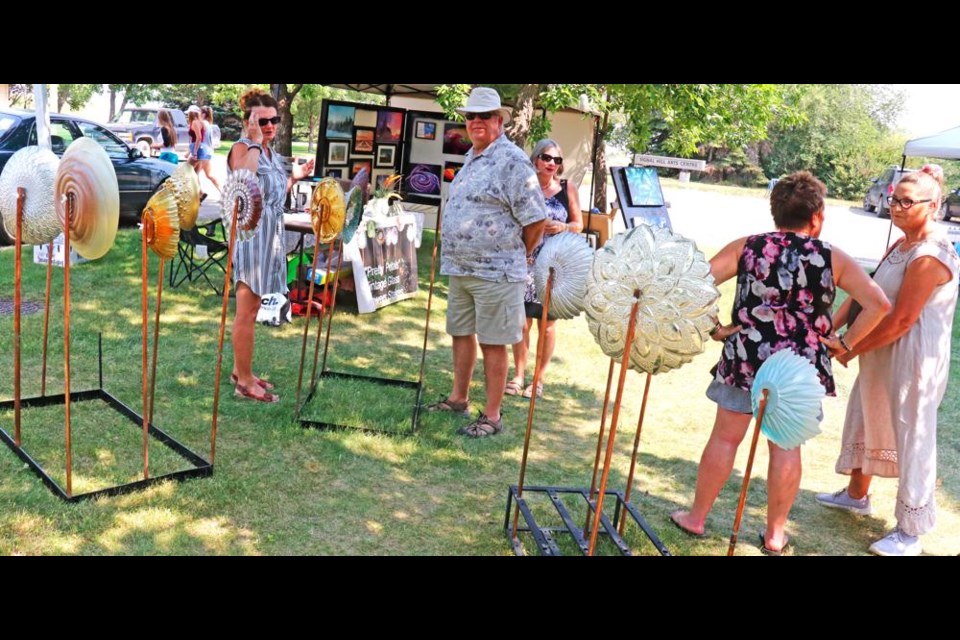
top-left (671, 171), bottom-right (891, 554)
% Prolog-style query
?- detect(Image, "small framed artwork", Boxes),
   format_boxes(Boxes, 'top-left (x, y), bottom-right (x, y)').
top-left (443, 123), bottom-right (471, 155)
top-left (375, 173), bottom-right (396, 192)
top-left (327, 140), bottom-right (349, 165)
top-left (354, 109), bottom-right (377, 128)
top-left (376, 110), bottom-right (404, 144)
top-left (443, 161), bottom-right (463, 183)
top-left (325, 168), bottom-right (343, 178)
top-left (415, 120), bottom-right (437, 140)
top-left (406, 163), bottom-right (442, 196)
top-left (351, 159), bottom-right (373, 180)
top-left (325, 104), bottom-right (355, 139)
top-left (376, 144), bottom-right (396, 168)
top-left (353, 126), bottom-right (375, 154)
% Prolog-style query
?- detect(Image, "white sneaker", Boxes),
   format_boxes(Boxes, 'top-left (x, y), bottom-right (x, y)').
top-left (868, 528), bottom-right (922, 556)
top-left (815, 487), bottom-right (873, 515)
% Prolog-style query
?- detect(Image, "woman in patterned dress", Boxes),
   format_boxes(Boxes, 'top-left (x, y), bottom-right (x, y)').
top-left (670, 171), bottom-right (891, 554)
top-left (505, 140), bottom-right (582, 399)
top-left (227, 88), bottom-right (314, 402)
top-left (816, 165), bottom-right (959, 556)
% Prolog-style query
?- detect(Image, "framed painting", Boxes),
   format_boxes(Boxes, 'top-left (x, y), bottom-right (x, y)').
top-left (325, 104), bottom-right (355, 139)
top-left (443, 161), bottom-right (463, 182)
top-left (325, 168), bottom-right (343, 178)
top-left (405, 163), bottom-right (442, 196)
top-left (415, 120), bottom-right (437, 140)
top-left (326, 140), bottom-right (349, 166)
top-left (351, 159), bottom-right (373, 180)
top-left (376, 144), bottom-right (397, 168)
top-left (443, 123), bottom-right (471, 155)
top-left (353, 126), bottom-right (376, 154)
top-left (376, 110), bottom-right (404, 144)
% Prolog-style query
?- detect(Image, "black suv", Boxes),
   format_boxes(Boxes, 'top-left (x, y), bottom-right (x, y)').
top-left (863, 167), bottom-right (916, 218)
top-left (941, 187), bottom-right (959, 222)
top-left (0, 108), bottom-right (173, 245)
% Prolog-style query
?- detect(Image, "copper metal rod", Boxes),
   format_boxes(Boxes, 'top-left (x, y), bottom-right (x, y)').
top-left (511, 267), bottom-right (554, 540)
top-left (587, 292), bottom-right (641, 556)
top-left (416, 202), bottom-right (443, 387)
top-left (308, 241), bottom-right (336, 391)
top-left (584, 359), bottom-right (616, 535)
top-left (140, 228), bottom-right (150, 479)
top-left (318, 239), bottom-right (345, 379)
top-left (727, 389), bottom-right (768, 556)
top-left (210, 201), bottom-right (240, 466)
top-left (13, 188), bottom-right (24, 446)
top-left (63, 195), bottom-right (74, 497)
top-left (148, 261), bottom-right (164, 426)
top-left (619, 371), bottom-right (653, 536)
top-left (295, 242), bottom-right (323, 412)
top-left (41, 239), bottom-right (53, 397)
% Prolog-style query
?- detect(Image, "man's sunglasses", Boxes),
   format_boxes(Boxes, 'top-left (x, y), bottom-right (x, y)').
top-left (539, 153), bottom-right (563, 165)
top-left (254, 116), bottom-right (281, 127)
top-left (464, 112), bottom-right (495, 121)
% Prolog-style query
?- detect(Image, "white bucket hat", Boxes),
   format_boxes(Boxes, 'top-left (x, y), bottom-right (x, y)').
top-left (186, 104), bottom-right (202, 115)
top-left (456, 87), bottom-right (511, 124)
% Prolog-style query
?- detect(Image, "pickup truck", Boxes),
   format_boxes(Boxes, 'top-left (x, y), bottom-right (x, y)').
top-left (107, 107), bottom-right (192, 159)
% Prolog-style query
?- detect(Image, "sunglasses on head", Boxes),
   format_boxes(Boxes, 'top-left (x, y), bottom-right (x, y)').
top-left (464, 112), bottom-right (495, 121)
top-left (539, 153), bottom-right (563, 165)
top-left (254, 116), bottom-right (281, 127)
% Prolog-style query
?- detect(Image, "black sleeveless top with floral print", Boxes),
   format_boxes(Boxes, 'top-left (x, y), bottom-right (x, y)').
top-left (713, 231), bottom-right (837, 396)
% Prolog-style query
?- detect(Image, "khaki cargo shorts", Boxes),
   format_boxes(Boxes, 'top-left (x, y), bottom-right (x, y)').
top-left (446, 276), bottom-right (525, 345)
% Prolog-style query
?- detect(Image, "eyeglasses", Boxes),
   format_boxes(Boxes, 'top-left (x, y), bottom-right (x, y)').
top-left (539, 153), bottom-right (563, 165)
top-left (886, 196), bottom-right (932, 209)
top-left (257, 116), bottom-right (281, 127)
top-left (464, 112), bottom-right (495, 121)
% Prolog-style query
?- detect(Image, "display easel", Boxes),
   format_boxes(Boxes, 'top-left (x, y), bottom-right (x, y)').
top-left (1, 188), bottom-right (211, 502)
top-left (504, 277), bottom-right (670, 556)
top-left (295, 201), bottom-right (443, 435)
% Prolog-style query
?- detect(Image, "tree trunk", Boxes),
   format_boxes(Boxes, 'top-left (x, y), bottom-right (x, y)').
top-left (307, 114), bottom-right (315, 153)
top-left (593, 110), bottom-right (610, 211)
top-left (270, 83), bottom-right (303, 157)
top-left (504, 84), bottom-right (540, 149)
top-left (109, 89), bottom-right (116, 121)
top-left (57, 91), bottom-right (66, 113)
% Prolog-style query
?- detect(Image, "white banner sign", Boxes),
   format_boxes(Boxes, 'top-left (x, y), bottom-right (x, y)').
top-left (633, 154), bottom-right (706, 171)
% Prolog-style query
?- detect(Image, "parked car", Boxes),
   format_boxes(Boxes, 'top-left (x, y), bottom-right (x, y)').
top-left (941, 187), bottom-right (960, 222)
top-left (107, 107), bottom-right (191, 158)
top-left (0, 108), bottom-right (174, 246)
top-left (863, 167), bottom-right (916, 218)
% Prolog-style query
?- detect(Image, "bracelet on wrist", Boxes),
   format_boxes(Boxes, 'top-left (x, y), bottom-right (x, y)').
top-left (838, 333), bottom-right (852, 353)
top-left (247, 143), bottom-right (262, 153)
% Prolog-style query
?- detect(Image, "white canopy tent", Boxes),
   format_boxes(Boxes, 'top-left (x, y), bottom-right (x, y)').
top-left (903, 126), bottom-right (960, 160)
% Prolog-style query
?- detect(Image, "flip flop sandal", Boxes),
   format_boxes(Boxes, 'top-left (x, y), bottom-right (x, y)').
top-left (230, 373), bottom-right (275, 391)
top-left (234, 383), bottom-right (280, 404)
top-left (522, 382), bottom-right (543, 399)
top-left (425, 397), bottom-right (470, 417)
top-left (758, 532), bottom-right (792, 556)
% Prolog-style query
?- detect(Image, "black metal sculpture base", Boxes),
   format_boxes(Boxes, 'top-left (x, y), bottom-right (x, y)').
top-left (504, 485), bottom-right (671, 556)
top-left (0, 344), bottom-right (211, 503)
top-left (299, 371), bottom-right (423, 435)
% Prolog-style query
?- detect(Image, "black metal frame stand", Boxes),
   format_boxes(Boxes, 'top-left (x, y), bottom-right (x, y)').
top-left (298, 204), bottom-right (442, 436)
top-left (504, 485), bottom-right (670, 556)
top-left (0, 336), bottom-right (212, 503)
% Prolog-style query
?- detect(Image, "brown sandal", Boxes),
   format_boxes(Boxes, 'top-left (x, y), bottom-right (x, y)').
top-left (504, 379), bottom-right (524, 396)
top-left (522, 382), bottom-right (543, 399)
top-left (457, 413), bottom-right (503, 438)
top-left (425, 397), bottom-right (470, 417)
top-left (234, 384), bottom-right (280, 404)
top-left (230, 373), bottom-right (275, 391)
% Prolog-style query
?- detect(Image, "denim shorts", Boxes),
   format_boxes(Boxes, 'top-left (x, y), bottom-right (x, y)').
top-left (706, 378), bottom-right (753, 415)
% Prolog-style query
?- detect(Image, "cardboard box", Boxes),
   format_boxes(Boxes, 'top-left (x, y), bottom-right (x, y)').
top-left (32, 233), bottom-right (90, 268)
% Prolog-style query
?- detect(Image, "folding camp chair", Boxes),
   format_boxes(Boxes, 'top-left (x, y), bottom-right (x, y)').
top-left (168, 219), bottom-right (229, 296)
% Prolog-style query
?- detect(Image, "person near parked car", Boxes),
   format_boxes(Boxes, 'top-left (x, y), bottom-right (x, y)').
top-left (816, 164), bottom-right (959, 556)
top-left (669, 171), bottom-right (891, 555)
top-left (187, 105), bottom-right (221, 195)
top-left (152, 109), bottom-right (178, 164)
top-left (202, 106), bottom-right (221, 149)
top-left (225, 87), bottom-right (315, 403)
top-left (505, 138), bottom-right (582, 400)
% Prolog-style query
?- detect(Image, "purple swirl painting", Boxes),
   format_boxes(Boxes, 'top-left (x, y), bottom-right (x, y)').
top-left (406, 164), bottom-right (442, 196)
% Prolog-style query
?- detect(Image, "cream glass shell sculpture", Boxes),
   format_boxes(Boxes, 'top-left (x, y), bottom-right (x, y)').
top-left (221, 169), bottom-right (263, 242)
top-left (533, 231), bottom-right (596, 319)
top-left (168, 163), bottom-right (201, 230)
top-left (55, 137), bottom-right (119, 260)
top-left (0, 146), bottom-right (60, 245)
top-left (584, 224), bottom-right (720, 374)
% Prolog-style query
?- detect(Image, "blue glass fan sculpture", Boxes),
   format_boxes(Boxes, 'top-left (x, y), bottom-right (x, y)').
top-left (751, 349), bottom-right (825, 450)
top-left (341, 187), bottom-right (364, 244)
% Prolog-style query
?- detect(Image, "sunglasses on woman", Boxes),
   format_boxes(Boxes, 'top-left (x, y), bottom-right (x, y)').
top-left (464, 112), bottom-right (495, 121)
top-left (253, 116), bottom-right (281, 126)
top-left (539, 153), bottom-right (563, 165)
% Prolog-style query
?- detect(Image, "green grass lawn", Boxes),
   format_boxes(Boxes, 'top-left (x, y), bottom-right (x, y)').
top-left (1, 231), bottom-right (958, 555)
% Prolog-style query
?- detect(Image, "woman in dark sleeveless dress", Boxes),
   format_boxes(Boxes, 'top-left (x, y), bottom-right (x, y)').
top-left (670, 171), bottom-right (891, 554)
top-left (505, 139), bottom-right (583, 399)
